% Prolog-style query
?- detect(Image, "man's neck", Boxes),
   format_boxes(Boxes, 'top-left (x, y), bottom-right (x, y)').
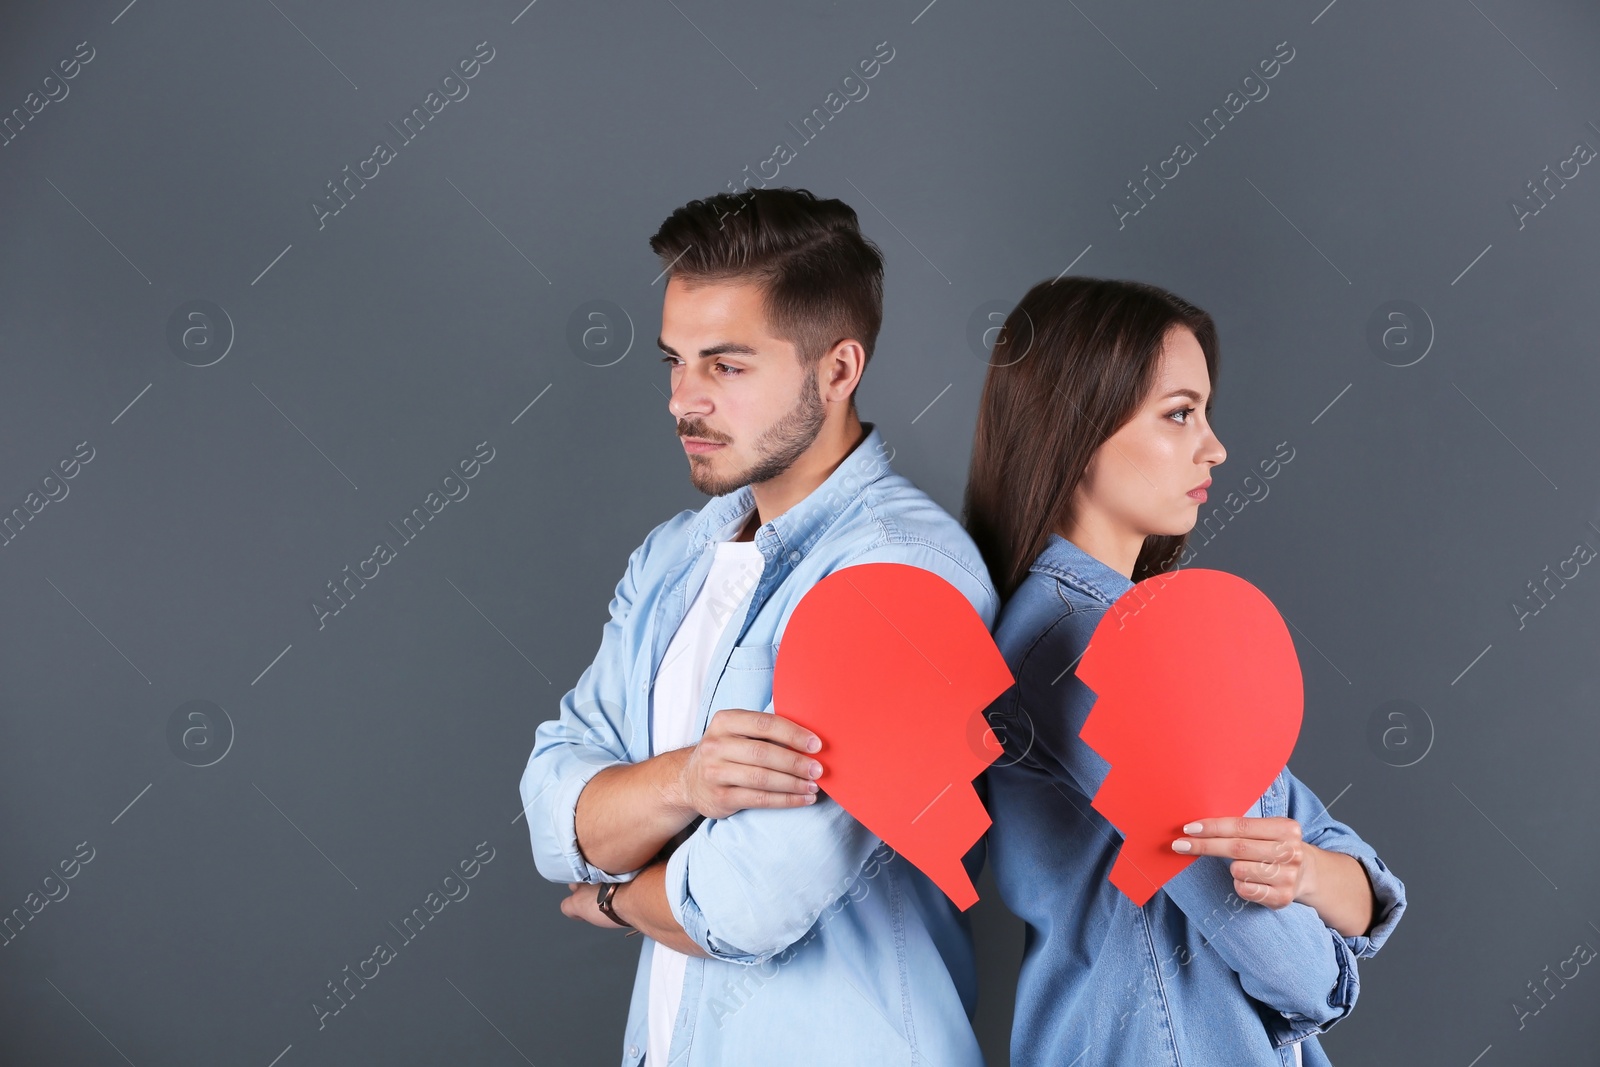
top-left (741, 410), bottom-right (866, 538)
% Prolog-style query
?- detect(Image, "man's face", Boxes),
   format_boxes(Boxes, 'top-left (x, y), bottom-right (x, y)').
top-left (658, 276), bottom-right (826, 497)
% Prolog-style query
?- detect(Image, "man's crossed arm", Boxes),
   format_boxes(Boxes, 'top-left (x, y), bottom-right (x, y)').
top-left (559, 709), bottom-right (825, 952)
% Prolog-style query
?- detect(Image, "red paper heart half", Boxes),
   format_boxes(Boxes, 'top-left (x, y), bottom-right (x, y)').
top-left (773, 563), bottom-right (1014, 910)
top-left (1075, 568), bottom-right (1303, 906)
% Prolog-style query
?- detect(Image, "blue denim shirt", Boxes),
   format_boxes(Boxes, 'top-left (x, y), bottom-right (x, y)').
top-left (519, 424), bottom-right (1001, 1067)
top-left (983, 533), bottom-right (1406, 1067)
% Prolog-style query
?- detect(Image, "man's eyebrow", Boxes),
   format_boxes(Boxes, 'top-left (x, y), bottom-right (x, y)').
top-left (656, 337), bottom-right (760, 358)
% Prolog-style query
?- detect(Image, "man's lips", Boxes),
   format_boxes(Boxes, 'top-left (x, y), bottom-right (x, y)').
top-left (682, 437), bottom-right (725, 454)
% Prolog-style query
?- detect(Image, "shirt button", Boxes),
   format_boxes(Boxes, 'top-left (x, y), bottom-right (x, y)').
top-left (789, 550), bottom-right (801, 563)
top-left (628, 1045), bottom-right (639, 1058)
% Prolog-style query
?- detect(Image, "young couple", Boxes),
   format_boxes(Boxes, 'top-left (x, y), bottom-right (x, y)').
top-left (520, 187), bottom-right (1406, 1067)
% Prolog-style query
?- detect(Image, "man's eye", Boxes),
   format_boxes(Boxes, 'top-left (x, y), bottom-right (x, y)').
top-left (716, 363), bottom-right (742, 376)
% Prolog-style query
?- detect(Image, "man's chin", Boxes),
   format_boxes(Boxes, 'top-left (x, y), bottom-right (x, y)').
top-left (686, 459), bottom-right (747, 497)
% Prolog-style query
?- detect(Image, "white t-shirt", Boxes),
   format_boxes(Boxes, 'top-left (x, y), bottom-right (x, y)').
top-left (647, 536), bottom-right (765, 1066)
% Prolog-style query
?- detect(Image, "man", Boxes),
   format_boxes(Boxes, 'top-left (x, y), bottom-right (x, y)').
top-left (519, 187), bottom-right (999, 1066)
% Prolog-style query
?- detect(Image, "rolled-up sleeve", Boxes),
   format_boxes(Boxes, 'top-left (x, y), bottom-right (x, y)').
top-left (518, 515), bottom-right (685, 886)
top-left (1170, 770), bottom-right (1408, 1046)
top-left (1163, 859), bottom-right (1349, 1045)
top-left (664, 796), bottom-right (880, 962)
top-left (1285, 767), bottom-right (1408, 959)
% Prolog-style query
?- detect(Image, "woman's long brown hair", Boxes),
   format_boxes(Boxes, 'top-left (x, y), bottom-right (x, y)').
top-left (962, 276), bottom-right (1220, 603)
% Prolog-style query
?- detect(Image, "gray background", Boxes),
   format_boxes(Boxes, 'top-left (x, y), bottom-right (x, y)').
top-left (2, 0), bottom-right (1597, 1063)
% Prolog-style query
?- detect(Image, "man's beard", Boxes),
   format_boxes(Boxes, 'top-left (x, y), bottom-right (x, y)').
top-left (681, 373), bottom-right (826, 497)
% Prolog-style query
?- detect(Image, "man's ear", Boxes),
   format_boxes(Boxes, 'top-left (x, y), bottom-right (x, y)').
top-left (819, 337), bottom-right (870, 404)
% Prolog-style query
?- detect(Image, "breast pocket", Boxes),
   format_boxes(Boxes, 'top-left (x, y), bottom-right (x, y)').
top-left (706, 642), bottom-right (778, 718)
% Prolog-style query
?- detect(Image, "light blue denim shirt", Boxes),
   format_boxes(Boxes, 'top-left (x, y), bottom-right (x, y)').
top-left (983, 533), bottom-right (1406, 1067)
top-left (520, 424), bottom-right (1001, 1067)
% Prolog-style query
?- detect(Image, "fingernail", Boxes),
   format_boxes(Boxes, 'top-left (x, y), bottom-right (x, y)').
top-left (809, 762), bottom-right (823, 778)
top-left (807, 781), bottom-right (818, 792)
top-left (1171, 839), bottom-right (1192, 853)
top-left (1183, 821), bottom-right (1203, 834)
top-left (805, 793), bottom-right (817, 803)
top-left (806, 738), bottom-right (821, 753)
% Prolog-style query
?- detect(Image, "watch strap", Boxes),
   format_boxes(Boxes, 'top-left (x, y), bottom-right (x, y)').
top-left (595, 881), bottom-right (632, 928)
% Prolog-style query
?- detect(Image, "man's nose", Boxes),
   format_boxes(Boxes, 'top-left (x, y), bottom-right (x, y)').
top-left (668, 371), bottom-right (711, 419)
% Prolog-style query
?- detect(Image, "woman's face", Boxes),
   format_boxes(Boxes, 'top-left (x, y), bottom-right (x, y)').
top-left (1074, 325), bottom-right (1226, 545)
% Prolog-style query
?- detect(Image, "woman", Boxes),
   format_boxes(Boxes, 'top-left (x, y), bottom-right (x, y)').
top-left (964, 277), bottom-right (1406, 1067)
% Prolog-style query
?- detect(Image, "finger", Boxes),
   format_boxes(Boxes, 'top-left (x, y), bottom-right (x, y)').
top-left (721, 786), bottom-right (819, 810)
top-left (720, 762), bottom-right (821, 795)
top-left (1230, 858), bottom-right (1295, 886)
top-left (1171, 836), bottom-right (1283, 863)
top-left (1181, 816), bottom-right (1302, 841)
top-left (761, 712), bottom-right (823, 754)
top-left (711, 708), bottom-right (821, 753)
top-left (738, 739), bottom-right (825, 783)
top-left (1233, 878), bottom-right (1292, 908)
top-left (710, 735), bottom-right (823, 782)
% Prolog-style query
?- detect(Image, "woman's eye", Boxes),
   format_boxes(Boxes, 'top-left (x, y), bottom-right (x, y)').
top-left (1168, 406), bottom-right (1195, 424)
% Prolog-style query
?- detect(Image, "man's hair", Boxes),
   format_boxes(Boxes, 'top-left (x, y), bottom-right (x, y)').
top-left (649, 188), bottom-right (885, 387)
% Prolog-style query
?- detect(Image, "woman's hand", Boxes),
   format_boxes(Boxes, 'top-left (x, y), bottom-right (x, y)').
top-left (1170, 816), bottom-right (1314, 908)
top-left (1172, 815), bottom-right (1380, 936)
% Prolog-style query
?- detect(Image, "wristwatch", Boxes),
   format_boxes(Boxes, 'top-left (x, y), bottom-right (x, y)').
top-left (595, 881), bottom-right (632, 928)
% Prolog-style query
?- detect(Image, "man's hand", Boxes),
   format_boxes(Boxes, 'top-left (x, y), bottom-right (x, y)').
top-left (1170, 816), bottom-right (1312, 908)
top-left (675, 708), bottom-right (823, 820)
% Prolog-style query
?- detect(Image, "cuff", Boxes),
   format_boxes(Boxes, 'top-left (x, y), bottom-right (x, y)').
top-left (663, 837), bottom-right (762, 964)
top-left (532, 755), bottom-right (639, 884)
top-left (1265, 924), bottom-right (1361, 1047)
top-left (1339, 851), bottom-right (1407, 959)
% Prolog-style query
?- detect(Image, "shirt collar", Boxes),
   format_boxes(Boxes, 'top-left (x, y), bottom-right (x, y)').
top-left (687, 422), bottom-right (890, 566)
top-left (1029, 532), bottom-right (1135, 605)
